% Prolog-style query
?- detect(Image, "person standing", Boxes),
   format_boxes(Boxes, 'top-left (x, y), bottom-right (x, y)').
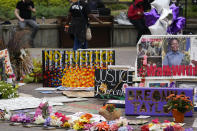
top-left (15, 0), bottom-right (39, 47)
top-left (65, 0), bottom-right (103, 51)
top-left (128, 0), bottom-right (150, 44)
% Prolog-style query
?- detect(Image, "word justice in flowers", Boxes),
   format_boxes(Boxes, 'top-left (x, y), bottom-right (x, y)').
top-left (138, 65), bottom-right (197, 77)
top-left (95, 69), bottom-right (133, 98)
top-left (125, 87), bottom-right (193, 116)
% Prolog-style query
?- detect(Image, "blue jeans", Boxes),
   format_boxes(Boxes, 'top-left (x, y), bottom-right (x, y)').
top-left (18, 19), bottom-right (39, 39)
top-left (73, 37), bottom-right (88, 51)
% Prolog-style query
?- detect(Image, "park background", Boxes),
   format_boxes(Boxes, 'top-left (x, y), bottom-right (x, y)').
top-left (0, 0), bottom-right (197, 22)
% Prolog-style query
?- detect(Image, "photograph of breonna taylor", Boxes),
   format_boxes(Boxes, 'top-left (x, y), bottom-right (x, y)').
top-left (162, 38), bottom-right (190, 67)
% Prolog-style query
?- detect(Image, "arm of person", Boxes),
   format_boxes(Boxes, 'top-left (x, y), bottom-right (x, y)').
top-left (65, 13), bottom-right (72, 32)
top-left (14, 8), bottom-right (24, 22)
top-left (29, 6), bottom-right (36, 13)
top-left (88, 14), bottom-right (103, 24)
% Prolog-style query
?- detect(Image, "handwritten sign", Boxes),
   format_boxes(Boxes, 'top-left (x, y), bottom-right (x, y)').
top-left (125, 87), bottom-right (193, 116)
top-left (42, 49), bottom-right (115, 87)
top-left (95, 69), bottom-right (133, 98)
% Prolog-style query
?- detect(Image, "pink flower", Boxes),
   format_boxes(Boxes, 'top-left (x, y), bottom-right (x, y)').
top-left (152, 118), bottom-right (159, 124)
top-left (143, 55), bottom-right (147, 65)
top-left (110, 124), bottom-right (119, 131)
top-left (173, 125), bottom-right (184, 130)
top-left (11, 114), bottom-right (19, 122)
top-left (139, 83), bottom-right (145, 87)
top-left (39, 103), bottom-right (45, 108)
top-left (54, 112), bottom-right (69, 123)
top-left (84, 123), bottom-right (95, 130)
top-left (164, 120), bottom-right (170, 123)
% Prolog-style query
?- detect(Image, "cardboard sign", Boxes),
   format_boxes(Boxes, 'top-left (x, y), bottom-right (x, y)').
top-left (125, 87), bottom-right (193, 116)
top-left (95, 69), bottom-right (133, 98)
top-left (136, 35), bottom-right (197, 79)
top-left (0, 58), bottom-right (6, 81)
top-left (0, 49), bottom-right (13, 75)
top-left (42, 49), bottom-right (115, 87)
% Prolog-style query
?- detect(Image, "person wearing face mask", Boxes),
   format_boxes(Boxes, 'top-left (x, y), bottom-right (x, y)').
top-left (15, 0), bottom-right (39, 47)
top-left (65, 0), bottom-right (103, 51)
top-left (128, 0), bottom-right (150, 44)
top-left (163, 38), bottom-right (185, 67)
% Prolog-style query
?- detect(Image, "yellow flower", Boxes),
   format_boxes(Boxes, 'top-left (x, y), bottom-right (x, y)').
top-left (62, 122), bottom-right (71, 128)
top-left (73, 122), bottom-right (84, 130)
top-left (170, 122), bottom-right (175, 126)
top-left (79, 117), bottom-right (89, 123)
top-left (149, 123), bottom-right (154, 127)
top-left (50, 115), bottom-right (57, 120)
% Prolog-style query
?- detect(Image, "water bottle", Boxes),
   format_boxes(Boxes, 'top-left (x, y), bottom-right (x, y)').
top-left (42, 17), bottom-right (45, 24)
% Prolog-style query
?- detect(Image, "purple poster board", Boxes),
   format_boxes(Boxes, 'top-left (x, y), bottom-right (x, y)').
top-left (125, 87), bottom-right (193, 116)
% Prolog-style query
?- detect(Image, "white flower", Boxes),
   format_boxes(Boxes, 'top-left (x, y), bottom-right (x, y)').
top-left (50, 117), bottom-right (62, 127)
top-left (4, 114), bottom-right (11, 120)
top-left (116, 118), bottom-right (128, 127)
top-left (34, 115), bottom-right (45, 125)
top-left (149, 124), bottom-right (162, 131)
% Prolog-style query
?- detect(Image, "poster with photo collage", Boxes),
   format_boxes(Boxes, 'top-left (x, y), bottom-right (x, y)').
top-left (136, 35), bottom-right (197, 79)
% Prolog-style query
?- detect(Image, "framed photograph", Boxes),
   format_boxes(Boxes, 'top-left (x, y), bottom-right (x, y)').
top-left (176, 81), bottom-right (197, 93)
top-left (146, 80), bottom-right (170, 88)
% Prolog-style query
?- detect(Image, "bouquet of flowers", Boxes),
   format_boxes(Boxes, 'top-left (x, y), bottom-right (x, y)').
top-left (164, 94), bottom-right (193, 114)
top-left (141, 119), bottom-right (185, 131)
top-left (73, 113), bottom-right (93, 130)
top-left (99, 104), bottom-right (121, 121)
top-left (0, 109), bottom-right (11, 121)
top-left (34, 102), bottom-right (52, 120)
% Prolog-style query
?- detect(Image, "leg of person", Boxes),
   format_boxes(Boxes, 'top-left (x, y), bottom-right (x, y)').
top-left (18, 20), bottom-right (26, 29)
top-left (26, 19), bottom-right (39, 39)
top-left (81, 40), bottom-right (88, 49)
top-left (140, 18), bottom-right (151, 34)
top-left (26, 19), bottom-right (39, 47)
top-left (129, 19), bottom-right (142, 43)
top-left (73, 37), bottom-right (80, 51)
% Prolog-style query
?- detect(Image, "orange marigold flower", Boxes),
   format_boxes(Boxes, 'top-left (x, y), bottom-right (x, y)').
top-left (82, 113), bottom-right (93, 119)
top-left (185, 105), bottom-right (189, 109)
top-left (173, 109), bottom-right (178, 112)
top-left (174, 104), bottom-right (178, 106)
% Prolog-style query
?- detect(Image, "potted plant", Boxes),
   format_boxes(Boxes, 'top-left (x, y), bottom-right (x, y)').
top-left (164, 94), bottom-right (194, 123)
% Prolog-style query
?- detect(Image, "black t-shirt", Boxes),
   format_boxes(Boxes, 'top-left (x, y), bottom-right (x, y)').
top-left (16, 1), bottom-right (34, 19)
top-left (69, 1), bottom-right (91, 22)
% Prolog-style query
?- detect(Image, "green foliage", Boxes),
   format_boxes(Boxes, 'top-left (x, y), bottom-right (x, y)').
top-left (187, 4), bottom-right (197, 18)
top-left (0, 81), bottom-right (18, 99)
top-left (0, 9), bottom-right (15, 20)
top-left (106, 4), bottom-right (128, 10)
top-left (0, 0), bottom-right (70, 20)
top-left (23, 58), bottom-right (43, 83)
top-left (0, 0), bottom-right (19, 10)
top-left (34, 0), bottom-right (69, 7)
top-left (36, 5), bottom-right (70, 18)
